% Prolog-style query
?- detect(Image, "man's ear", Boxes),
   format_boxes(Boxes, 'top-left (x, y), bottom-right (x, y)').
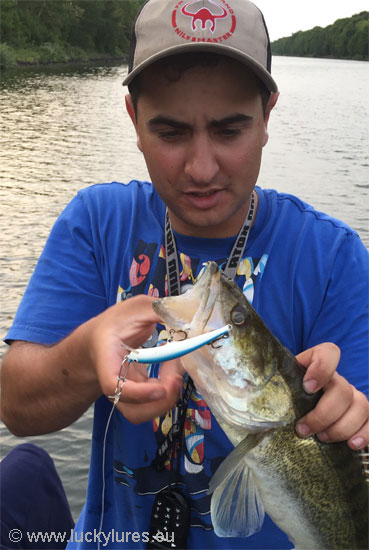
top-left (125, 94), bottom-right (142, 152)
top-left (263, 91), bottom-right (279, 147)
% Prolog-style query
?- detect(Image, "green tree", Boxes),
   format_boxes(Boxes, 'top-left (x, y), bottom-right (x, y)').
top-left (0, 0), bottom-right (145, 64)
top-left (272, 11), bottom-right (368, 61)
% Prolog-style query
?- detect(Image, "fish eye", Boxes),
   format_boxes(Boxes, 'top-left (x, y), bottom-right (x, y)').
top-left (231, 306), bottom-right (247, 326)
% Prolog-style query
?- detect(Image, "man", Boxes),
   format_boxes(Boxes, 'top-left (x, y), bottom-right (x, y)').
top-left (1, 0), bottom-right (368, 548)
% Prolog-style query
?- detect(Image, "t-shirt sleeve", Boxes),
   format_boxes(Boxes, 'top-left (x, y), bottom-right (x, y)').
top-left (305, 232), bottom-right (369, 396)
top-left (5, 192), bottom-right (107, 345)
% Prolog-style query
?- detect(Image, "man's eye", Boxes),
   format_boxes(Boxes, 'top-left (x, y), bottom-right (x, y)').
top-left (157, 130), bottom-right (183, 139)
top-left (219, 127), bottom-right (241, 137)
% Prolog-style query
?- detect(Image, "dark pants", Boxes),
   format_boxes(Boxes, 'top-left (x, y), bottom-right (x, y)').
top-left (1, 443), bottom-right (74, 549)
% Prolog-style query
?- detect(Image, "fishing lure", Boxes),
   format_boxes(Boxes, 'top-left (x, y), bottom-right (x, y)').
top-left (123, 324), bottom-right (232, 363)
top-left (107, 324), bottom-right (232, 404)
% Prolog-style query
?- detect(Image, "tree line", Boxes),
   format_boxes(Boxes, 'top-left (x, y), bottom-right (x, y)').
top-left (1, 0), bottom-right (144, 67)
top-left (1, 3), bottom-right (367, 68)
top-left (271, 12), bottom-right (368, 61)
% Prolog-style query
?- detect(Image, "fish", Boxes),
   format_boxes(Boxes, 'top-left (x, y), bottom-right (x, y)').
top-left (153, 261), bottom-right (369, 550)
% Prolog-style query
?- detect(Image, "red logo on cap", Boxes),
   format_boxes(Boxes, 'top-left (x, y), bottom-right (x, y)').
top-left (181, 0), bottom-right (227, 33)
top-left (172, 0), bottom-right (236, 44)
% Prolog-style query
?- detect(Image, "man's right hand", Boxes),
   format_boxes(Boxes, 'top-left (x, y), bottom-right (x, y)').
top-left (0, 295), bottom-right (183, 435)
top-left (86, 295), bottom-right (184, 422)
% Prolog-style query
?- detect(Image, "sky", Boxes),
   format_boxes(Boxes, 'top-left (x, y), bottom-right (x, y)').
top-left (254, 0), bottom-right (369, 41)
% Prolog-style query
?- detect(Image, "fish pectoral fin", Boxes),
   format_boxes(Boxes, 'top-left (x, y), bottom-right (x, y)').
top-left (208, 435), bottom-right (265, 538)
top-left (208, 434), bottom-right (258, 495)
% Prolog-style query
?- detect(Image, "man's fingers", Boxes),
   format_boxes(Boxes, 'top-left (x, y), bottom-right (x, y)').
top-left (108, 378), bottom-right (166, 403)
top-left (296, 342), bottom-right (341, 393)
top-left (105, 358), bottom-right (184, 405)
top-left (316, 391), bottom-right (369, 446)
top-left (116, 374), bottom-right (183, 423)
top-left (296, 377), bottom-right (369, 450)
top-left (348, 419), bottom-right (369, 450)
top-left (109, 360), bottom-right (184, 422)
top-left (296, 374), bottom-right (353, 437)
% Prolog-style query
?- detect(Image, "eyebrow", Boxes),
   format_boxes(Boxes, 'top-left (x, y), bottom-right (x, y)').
top-left (210, 113), bottom-right (253, 128)
top-left (147, 116), bottom-right (191, 131)
top-left (147, 113), bottom-right (253, 130)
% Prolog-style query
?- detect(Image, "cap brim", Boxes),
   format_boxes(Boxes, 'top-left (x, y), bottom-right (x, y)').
top-left (122, 43), bottom-right (278, 93)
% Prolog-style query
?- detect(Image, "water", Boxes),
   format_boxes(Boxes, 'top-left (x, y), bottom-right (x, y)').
top-left (1, 57), bottom-right (368, 520)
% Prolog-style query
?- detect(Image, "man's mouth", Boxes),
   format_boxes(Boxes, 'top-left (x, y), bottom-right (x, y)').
top-left (187, 189), bottom-right (220, 197)
top-left (183, 189), bottom-right (224, 210)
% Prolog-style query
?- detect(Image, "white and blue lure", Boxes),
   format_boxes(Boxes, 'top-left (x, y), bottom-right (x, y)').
top-left (124, 324), bottom-right (232, 363)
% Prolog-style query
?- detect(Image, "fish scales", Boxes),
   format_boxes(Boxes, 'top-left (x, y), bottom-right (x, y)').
top-left (243, 427), bottom-right (368, 549)
top-left (153, 261), bottom-right (368, 549)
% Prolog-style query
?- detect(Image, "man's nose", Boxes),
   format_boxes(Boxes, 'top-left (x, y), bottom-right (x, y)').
top-left (184, 135), bottom-right (219, 183)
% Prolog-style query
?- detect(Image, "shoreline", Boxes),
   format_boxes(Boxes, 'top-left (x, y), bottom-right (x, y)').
top-left (0, 42), bottom-right (128, 70)
top-left (272, 52), bottom-right (368, 62)
top-left (15, 54), bottom-right (128, 67)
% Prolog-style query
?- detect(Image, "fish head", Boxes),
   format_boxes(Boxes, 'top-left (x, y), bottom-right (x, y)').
top-left (153, 262), bottom-right (295, 432)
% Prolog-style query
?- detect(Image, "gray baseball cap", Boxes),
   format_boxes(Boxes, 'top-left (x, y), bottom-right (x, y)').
top-left (123, 0), bottom-right (278, 92)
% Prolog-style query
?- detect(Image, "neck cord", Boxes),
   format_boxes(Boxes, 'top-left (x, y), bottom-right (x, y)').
top-left (165, 191), bottom-right (255, 288)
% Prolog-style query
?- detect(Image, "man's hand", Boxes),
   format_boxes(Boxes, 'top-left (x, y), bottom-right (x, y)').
top-left (0, 295), bottom-right (183, 435)
top-left (87, 295), bottom-right (184, 423)
top-left (295, 343), bottom-right (369, 450)
top-left (115, 358), bottom-right (184, 424)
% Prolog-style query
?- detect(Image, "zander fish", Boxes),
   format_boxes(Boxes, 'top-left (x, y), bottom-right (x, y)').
top-left (153, 262), bottom-right (368, 549)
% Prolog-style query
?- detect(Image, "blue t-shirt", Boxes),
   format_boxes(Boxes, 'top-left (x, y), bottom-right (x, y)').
top-left (6, 181), bottom-right (369, 549)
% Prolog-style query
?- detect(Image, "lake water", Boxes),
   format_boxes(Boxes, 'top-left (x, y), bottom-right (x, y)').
top-left (1, 56), bottom-right (368, 520)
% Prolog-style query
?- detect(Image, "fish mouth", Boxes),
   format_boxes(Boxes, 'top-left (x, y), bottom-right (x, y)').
top-left (153, 262), bottom-right (223, 332)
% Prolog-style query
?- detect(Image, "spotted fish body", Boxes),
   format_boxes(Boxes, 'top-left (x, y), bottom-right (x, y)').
top-left (153, 262), bottom-right (368, 549)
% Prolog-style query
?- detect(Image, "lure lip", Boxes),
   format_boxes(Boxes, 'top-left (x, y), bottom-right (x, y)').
top-left (126, 324), bottom-right (232, 364)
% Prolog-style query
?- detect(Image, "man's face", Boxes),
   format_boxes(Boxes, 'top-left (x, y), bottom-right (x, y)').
top-left (126, 59), bottom-right (277, 238)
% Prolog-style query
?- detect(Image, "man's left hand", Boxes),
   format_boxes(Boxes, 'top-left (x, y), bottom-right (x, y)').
top-left (295, 343), bottom-right (369, 450)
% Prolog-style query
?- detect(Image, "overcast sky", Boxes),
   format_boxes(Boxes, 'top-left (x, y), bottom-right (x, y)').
top-left (254, 0), bottom-right (368, 41)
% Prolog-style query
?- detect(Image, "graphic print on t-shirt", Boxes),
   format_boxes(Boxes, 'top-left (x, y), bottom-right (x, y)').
top-left (115, 239), bottom-right (268, 530)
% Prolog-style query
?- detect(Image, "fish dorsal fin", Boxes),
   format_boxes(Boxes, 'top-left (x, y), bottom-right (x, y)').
top-left (209, 435), bottom-right (265, 538)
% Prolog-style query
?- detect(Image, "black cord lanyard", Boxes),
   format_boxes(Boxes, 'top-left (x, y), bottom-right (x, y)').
top-left (164, 192), bottom-right (255, 295)
top-left (153, 192), bottom-right (256, 474)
